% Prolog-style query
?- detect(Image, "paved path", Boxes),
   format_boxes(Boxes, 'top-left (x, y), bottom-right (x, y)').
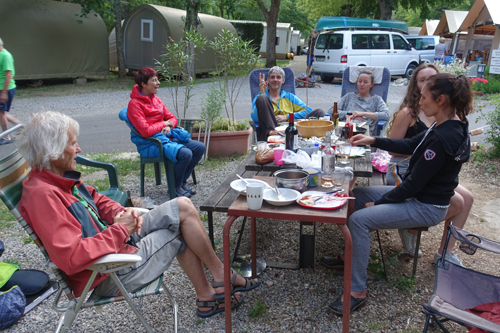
top-left (0, 55), bottom-right (492, 158)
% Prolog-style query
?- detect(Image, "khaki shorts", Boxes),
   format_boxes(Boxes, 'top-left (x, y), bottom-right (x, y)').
top-left (93, 199), bottom-right (187, 297)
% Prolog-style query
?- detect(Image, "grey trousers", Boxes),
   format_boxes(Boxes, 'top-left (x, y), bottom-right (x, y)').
top-left (93, 199), bottom-right (188, 297)
top-left (349, 186), bottom-right (447, 291)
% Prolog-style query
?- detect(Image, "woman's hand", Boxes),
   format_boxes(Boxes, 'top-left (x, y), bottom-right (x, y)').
top-left (259, 73), bottom-right (268, 93)
top-left (161, 120), bottom-right (174, 135)
top-left (350, 134), bottom-right (375, 146)
top-left (352, 111), bottom-right (377, 121)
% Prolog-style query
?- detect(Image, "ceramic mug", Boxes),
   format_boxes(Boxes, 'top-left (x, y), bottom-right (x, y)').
top-left (246, 183), bottom-right (264, 210)
top-left (303, 168), bottom-right (320, 187)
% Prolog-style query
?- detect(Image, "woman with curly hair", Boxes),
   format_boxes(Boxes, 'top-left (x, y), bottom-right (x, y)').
top-left (386, 63), bottom-right (473, 266)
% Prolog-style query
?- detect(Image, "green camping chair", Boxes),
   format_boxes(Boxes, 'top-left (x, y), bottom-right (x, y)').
top-left (0, 126), bottom-right (178, 332)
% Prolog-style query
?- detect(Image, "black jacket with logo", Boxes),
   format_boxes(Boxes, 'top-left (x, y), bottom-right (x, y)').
top-left (373, 119), bottom-right (470, 206)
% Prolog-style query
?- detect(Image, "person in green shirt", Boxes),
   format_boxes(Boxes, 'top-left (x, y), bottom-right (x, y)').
top-left (0, 38), bottom-right (21, 144)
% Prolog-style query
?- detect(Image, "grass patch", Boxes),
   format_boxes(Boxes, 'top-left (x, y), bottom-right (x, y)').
top-left (23, 237), bottom-right (34, 245)
top-left (0, 204), bottom-right (16, 232)
top-left (249, 299), bottom-right (266, 319)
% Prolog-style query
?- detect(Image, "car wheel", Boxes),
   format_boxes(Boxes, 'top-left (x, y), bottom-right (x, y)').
top-left (321, 75), bottom-right (334, 83)
top-left (405, 64), bottom-right (417, 79)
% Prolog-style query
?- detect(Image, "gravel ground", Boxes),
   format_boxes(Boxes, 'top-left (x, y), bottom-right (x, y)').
top-left (2, 152), bottom-right (498, 333)
top-left (1, 57), bottom-right (498, 332)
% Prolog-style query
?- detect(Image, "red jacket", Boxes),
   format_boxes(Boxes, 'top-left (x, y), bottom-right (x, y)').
top-left (19, 169), bottom-right (137, 297)
top-left (127, 84), bottom-right (178, 137)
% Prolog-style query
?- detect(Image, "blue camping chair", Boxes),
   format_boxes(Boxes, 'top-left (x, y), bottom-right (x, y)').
top-left (119, 108), bottom-right (201, 200)
top-left (249, 68), bottom-right (297, 141)
top-left (341, 66), bottom-right (391, 136)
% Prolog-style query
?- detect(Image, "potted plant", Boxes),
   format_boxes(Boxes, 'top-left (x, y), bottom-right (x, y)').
top-left (191, 84), bottom-right (252, 157)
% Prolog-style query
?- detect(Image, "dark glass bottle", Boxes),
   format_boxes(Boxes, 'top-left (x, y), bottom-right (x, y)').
top-left (285, 113), bottom-right (298, 152)
top-left (332, 102), bottom-right (339, 126)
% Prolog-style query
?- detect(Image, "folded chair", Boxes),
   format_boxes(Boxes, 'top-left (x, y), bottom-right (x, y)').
top-left (341, 66), bottom-right (390, 137)
top-left (422, 224), bottom-right (500, 333)
top-left (249, 68), bottom-right (297, 142)
top-left (119, 108), bottom-right (207, 200)
top-left (0, 129), bottom-right (178, 332)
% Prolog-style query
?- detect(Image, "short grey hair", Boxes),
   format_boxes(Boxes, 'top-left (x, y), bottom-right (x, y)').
top-left (268, 66), bottom-right (285, 79)
top-left (17, 111), bottom-right (80, 171)
top-left (0, 38), bottom-right (3, 46)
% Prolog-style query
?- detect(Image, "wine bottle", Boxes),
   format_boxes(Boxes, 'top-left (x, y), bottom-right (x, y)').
top-left (285, 113), bottom-right (298, 152)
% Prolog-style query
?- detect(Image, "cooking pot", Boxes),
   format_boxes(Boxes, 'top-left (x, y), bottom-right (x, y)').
top-left (274, 169), bottom-right (309, 192)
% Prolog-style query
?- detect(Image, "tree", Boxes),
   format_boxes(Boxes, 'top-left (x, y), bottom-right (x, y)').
top-left (279, 0), bottom-right (314, 35)
top-left (256, 0), bottom-right (281, 68)
top-left (184, 0), bottom-right (201, 78)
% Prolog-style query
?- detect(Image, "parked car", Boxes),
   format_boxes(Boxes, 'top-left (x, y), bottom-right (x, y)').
top-left (405, 35), bottom-right (441, 63)
top-left (312, 30), bottom-right (420, 82)
top-left (301, 46), bottom-right (309, 55)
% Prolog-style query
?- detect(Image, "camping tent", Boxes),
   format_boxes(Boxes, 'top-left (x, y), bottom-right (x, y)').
top-left (122, 4), bottom-right (236, 73)
top-left (0, 0), bottom-right (108, 80)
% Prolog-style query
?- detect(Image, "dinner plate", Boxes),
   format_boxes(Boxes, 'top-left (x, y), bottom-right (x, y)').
top-left (267, 135), bottom-right (285, 144)
top-left (296, 191), bottom-right (348, 210)
top-left (230, 179), bottom-right (270, 196)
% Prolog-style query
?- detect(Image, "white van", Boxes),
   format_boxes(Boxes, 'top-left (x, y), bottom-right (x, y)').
top-left (405, 35), bottom-right (441, 63)
top-left (312, 30), bottom-right (420, 82)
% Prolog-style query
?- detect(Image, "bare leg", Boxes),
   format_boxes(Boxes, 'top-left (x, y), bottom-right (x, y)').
top-left (6, 113), bottom-right (21, 126)
top-left (0, 111), bottom-right (8, 138)
top-left (176, 197), bottom-right (257, 294)
top-left (437, 185), bottom-right (473, 254)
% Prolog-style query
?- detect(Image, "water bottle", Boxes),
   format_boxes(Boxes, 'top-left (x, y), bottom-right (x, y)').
top-left (311, 143), bottom-right (321, 169)
top-left (324, 113), bottom-right (331, 121)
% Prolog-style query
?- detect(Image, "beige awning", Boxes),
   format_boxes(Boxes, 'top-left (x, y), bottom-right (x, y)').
top-left (459, 0), bottom-right (500, 34)
top-left (419, 20), bottom-right (440, 35)
top-left (434, 10), bottom-right (469, 36)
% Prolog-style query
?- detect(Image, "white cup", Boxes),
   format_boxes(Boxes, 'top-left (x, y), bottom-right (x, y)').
top-left (246, 183), bottom-right (264, 210)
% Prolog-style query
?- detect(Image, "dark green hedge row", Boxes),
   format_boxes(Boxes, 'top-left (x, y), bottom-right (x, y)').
top-left (232, 22), bottom-right (264, 53)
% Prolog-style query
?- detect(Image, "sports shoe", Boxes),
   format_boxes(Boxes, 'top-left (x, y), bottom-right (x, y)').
top-left (433, 251), bottom-right (463, 266)
top-left (398, 228), bottom-right (422, 256)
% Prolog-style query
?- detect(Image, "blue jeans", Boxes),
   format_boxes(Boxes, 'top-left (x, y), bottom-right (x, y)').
top-left (349, 186), bottom-right (448, 292)
top-left (171, 139), bottom-right (205, 189)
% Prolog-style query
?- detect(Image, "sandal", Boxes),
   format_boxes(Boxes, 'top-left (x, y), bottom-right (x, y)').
top-left (196, 294), bottom-right (244, 318)
top-left (320, 255), bottom-right (344, 270)
top-left (212, 268), bottom-right (261, 301)
top-left (175, 187), bottom-right (191, 198)
top-left (328, 295), bottom-right (367, 316)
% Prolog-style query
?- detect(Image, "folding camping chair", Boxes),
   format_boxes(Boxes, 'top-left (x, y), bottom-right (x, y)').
top-left (0, 126), bottom-right (178, 333)
top-left (119, 108), bottom-right (208, 200)
top-left (341, 66), bottom-right (391, 137)
top-left (248, 67), bottom-right (297, 143)
top-left (423, 224), bottom-right (500, 333)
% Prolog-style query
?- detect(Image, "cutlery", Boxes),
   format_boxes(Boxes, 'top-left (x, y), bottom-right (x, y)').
top-left (236, 174), bottom-right (249, 185)
top-left (275, 183), bottom-right (286, 201)
top-left (326, 188), bottom-right (344, 194)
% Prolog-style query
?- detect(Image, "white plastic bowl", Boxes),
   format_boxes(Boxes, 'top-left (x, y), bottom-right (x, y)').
top-left (263, 188), bottom-right (301, 206)
top-left (230, 179), bottom-right (269, 196)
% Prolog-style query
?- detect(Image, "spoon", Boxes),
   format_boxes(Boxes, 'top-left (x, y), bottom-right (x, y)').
top-left (275, 183), bottom-right (286, 201)
top-left (236, 174), bottom-right (249, 185)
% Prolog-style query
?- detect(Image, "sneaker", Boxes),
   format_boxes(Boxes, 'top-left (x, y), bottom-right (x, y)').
top-left (182, 184), bottom-right (196, 195)
top-left (433, 251), bottom-right (463, 266)
top-left (398, 228), bottom-right (422, 256)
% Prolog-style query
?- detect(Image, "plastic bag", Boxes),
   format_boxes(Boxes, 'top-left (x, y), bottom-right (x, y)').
top-left (281, 150), bottom-right (316, 169)
top-left (370, 152), bottom-right (392, 173)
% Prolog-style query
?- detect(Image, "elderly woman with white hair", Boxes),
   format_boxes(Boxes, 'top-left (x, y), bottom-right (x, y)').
top-left (17, 111), bottom-right (260, 318)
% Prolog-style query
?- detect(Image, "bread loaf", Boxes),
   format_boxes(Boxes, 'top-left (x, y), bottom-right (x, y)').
top-left (256, 148), bottom-right (274, 164)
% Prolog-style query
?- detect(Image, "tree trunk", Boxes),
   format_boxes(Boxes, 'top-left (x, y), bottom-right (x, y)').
top-left (257, 0), bottom-right (281, 68)
top-left (376, 0), bottom-right (393, 20)
top-left (185, 0), bottom-right (200, 78)
top-left (113, 1), bottom-right (129, 81)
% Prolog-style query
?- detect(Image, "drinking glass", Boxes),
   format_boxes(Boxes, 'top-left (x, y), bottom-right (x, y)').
top-left (338, 143), bottom-right (351, 165)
